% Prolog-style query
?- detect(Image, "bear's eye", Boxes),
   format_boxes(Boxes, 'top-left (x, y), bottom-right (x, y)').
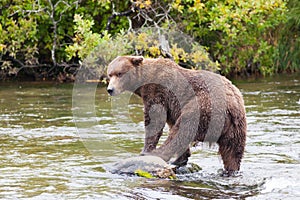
top-left (116, 72), bottom-right (123, 78)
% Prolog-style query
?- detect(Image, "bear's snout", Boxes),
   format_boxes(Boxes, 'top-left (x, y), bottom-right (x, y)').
top-left (107, 88), bottom-right (114, 96)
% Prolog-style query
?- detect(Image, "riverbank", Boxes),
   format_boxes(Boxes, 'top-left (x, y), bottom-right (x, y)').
top-left (1, 0), bottom-right (299, 82)
top-left (1, 64), bottom-right (299, 83)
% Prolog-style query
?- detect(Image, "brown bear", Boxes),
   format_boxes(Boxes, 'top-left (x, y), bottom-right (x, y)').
top-left (107, 56), bottom-right (247, 176)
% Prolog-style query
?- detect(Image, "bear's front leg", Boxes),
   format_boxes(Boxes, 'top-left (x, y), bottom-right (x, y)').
top-left (142, 129), bottom-right (163, 153)
top-left (141, 103), bottom-right (167, 154)
top-left (150, 101), bottom-right (200, 163)
top-left (171, 148), bottom-right (191, 167)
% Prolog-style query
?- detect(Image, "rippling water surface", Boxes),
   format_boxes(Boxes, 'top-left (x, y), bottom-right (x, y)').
top-left (0, 74), bottom-right (299, 199)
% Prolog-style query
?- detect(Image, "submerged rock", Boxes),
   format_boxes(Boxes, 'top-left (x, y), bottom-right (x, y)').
top-left (110, 155), bottom-right (176, 179)
top-left (175, 163), bottom-right (203, 174)
top-left (109, 155), bottom-right (202, 179)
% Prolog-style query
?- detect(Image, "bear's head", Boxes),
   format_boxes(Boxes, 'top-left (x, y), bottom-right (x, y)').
top-left (107, 56), bottom-right (144, 96)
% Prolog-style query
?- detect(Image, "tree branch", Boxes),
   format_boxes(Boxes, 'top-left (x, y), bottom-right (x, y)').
top-left (105, 2), bottom-right (134, 31)
top-left (46, 0), bottom-right (81, 66)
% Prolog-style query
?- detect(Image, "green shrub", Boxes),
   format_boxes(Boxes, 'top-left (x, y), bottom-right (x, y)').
top-left (275, 0), bottom-right (300, 73)
top-left (0, 0), bottom-right (38, 75)
top-left (0, 0), bottom-right (296, 79)
top-left (172, 0), bottom-right (288, 76)
top-left (66, 15), bottom-right (219, 75)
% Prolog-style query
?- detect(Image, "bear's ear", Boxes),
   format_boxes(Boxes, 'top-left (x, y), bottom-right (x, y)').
top-left (130, 56), bottom-right (144, 66)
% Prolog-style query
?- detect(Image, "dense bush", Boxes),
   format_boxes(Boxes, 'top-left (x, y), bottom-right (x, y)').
top-left (66, 14), bottom-right (219, 75)
top-left (0, 0), bottom-right (112, 80)
top-left (275, 0), bottom-right (300, 73)
top-left (0, 0), bottom-right (39, 76)
top-left (172, 0), bottom-right (288, 76)
top-left (0, 0), bottom-right (298, 80)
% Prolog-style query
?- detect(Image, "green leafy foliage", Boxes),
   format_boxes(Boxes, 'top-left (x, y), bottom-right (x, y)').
top-left (66, 14), bottom-right (131, 73)
top-left (0, 0), bottom-right (298, 80)
top-left (0, 0), bottom-right (38, 74)
top-left (66, 17), bottom-right (219, 73)
top-left (275, 0), bottom-right (300, 73)
top-left (65, 14), bottom-right (102, 60)
top-left (172, 0), bottom-right (289, 75)
top-left (0, 0), bottom-right (113, 79)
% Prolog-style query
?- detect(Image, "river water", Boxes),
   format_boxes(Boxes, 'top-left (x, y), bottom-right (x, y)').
top-left (0, 74), bottom-right (299, 199)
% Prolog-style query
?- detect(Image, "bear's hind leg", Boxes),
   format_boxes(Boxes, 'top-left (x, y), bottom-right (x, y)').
top-left (218, 135), bottom-right (245, 176)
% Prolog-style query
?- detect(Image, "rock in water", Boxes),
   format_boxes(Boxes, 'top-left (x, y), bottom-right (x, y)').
top-left (109, 156), bottom-right (176, 178)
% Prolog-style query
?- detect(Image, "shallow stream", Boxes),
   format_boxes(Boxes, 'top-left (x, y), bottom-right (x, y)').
top-left (0, 74), bottom-right (299, 199)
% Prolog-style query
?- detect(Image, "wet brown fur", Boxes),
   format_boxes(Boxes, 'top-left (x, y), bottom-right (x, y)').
top-left (107, 56), bottom-right (247, 175)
